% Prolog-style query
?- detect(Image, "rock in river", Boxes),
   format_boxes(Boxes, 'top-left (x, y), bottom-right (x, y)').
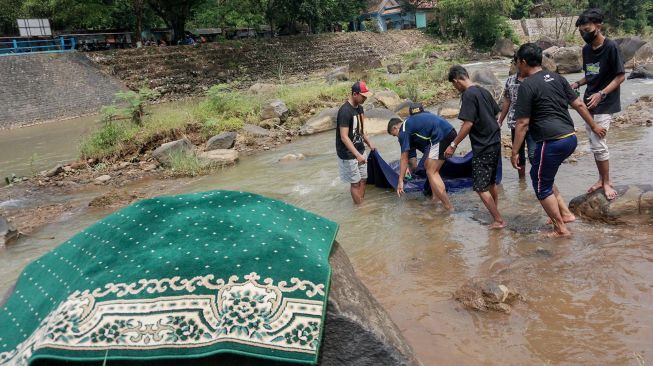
top-left (569, 184), bottom-right (653, 224)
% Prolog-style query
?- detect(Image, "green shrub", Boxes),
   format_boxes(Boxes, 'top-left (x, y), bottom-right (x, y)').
top-left (362, 19), bottom-right (381, 33)
top-left (168, 150), bottom-right (204, 177)
top-left (79, 121), bottom-right (130, 159)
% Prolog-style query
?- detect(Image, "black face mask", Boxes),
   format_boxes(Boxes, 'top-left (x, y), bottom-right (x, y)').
top-left (582, 30), bottom-right (597, 44)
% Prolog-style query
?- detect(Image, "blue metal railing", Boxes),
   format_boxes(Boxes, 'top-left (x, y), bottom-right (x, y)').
top-left (0, 36), bottom-right (77, 56)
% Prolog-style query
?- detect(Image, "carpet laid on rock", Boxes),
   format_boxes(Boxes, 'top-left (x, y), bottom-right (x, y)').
top-left (0, 190), bottom-right (338, 365)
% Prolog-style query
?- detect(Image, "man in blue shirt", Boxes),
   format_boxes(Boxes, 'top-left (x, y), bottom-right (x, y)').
top-left (387, 104), bottom-right (457, 210)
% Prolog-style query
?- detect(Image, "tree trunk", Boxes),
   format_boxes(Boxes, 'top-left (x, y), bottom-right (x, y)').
top-left (133, 0), bottom-right (144, 42)
top-left (170, 16), bottom-right (186, 43)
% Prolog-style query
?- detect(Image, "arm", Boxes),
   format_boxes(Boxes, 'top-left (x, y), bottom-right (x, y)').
top-left (363, 133), bottom-right (376, 151)
top-left (570, 97), bottom-right (607, 138)
top-left (444, 121), bottom-right (473, 158)
top-left (586, 73), bottom-right (626, 109)
top-left (397, 151), bottom-right (409, 197)
top-left (340, 126), bottom-right (366, 164)
top-left (497, 96), bottom-right (511, 126)
top-left (511, 117), bottom-right (529, 169)
top-left (570, 77), bottom-right (587, 89)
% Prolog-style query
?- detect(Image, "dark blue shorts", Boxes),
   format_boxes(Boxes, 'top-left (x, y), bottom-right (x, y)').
top-left (531, 134), bottom-right (577, 200)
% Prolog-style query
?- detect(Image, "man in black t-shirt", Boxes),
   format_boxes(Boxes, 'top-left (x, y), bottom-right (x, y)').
top-left (336, 80), bottom-right (376, 204)
top-left (445, 65), bottom-right (505, 229)
top-left (512, 43), bottom-right (607, 237)
top-left (570, 8), bottom-right (625, 200)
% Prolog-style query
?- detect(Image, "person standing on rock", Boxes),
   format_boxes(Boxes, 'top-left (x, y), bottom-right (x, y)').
top-left (445, 65), bottom-right (505, 229)
top-left (336, 80), bottom-right (376, 204)
top-left (512, 43), bottom-right (607, 237)
top-left (498, 53), bottom-right (536, 179)
top-left (571, 8), bottom-right (625, 200)
top-left (387, 103), bottom-right (457, 210)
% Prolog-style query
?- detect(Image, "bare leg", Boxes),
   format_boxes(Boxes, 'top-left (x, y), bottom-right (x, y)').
top-left (489, 184), bottom-right (499, 206)
top-left (350, 182), bottom-right (363, 205)
top-left (540, 194), bottom-right (571, 236)
top-left (425, 159), bottom-right (453, 210)
top-left (546, 185), bottom-right (576, 223)
top-left (597, 160), bottom-right (617, 200)
top-left (477, 190), bottom-right (505, 229)
top-left (359, 179), bottom-right (367, 200)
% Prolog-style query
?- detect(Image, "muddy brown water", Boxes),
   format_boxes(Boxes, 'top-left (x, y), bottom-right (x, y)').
top-left (1, 62), bottom-right (652, 365)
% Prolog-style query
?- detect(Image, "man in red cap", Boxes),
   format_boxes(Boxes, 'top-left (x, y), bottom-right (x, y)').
top-left (336, 80), bottom-right (376, 204)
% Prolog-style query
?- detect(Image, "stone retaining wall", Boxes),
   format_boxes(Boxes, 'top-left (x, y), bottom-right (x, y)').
top-left (0, 53), bottom-right (126, 129)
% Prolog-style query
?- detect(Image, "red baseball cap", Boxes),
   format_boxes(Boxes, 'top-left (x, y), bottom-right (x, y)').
top-left (352, 80), bottom-right (372, 97)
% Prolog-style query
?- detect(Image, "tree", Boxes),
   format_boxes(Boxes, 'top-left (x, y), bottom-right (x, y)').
top-left (587, 0), bottom-right (653, 33)
top-left (435, 0), bottom-right (515, 49)
top-left (0, 0), bottom-right (24, 35)
top-left (147, 0), bottom-right (203, 42)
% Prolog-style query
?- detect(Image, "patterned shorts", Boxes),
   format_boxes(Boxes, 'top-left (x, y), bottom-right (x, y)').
top-left (471, 147), bottom-right (500, 192)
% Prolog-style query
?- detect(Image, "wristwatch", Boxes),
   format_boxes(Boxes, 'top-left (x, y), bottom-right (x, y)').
top-left (450, 141), bottom-right (457, 148)
top-left (598, 90), bottom-right (607, 99)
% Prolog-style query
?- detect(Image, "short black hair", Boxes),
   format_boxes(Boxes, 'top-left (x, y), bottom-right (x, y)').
top-left (517, 43), bottom-right (542, 67)
top-left (387, 118), bottom-right (403, 135)
top-left (576, 8), bottom-right (604, 27)
top-left (447, 65), bottom-right (469, 82)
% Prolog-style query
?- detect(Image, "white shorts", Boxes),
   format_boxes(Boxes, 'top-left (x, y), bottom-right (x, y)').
top-left (338, 158), bottom-right (368, 184)
top-left (427, 142), bottom-right (440, 160)
top-left (586, 114), bottom-right (611, 161)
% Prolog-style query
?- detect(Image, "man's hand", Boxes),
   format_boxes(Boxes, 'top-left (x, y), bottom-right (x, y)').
top-left (444, 146), bottom-right (455, 158)
top-left (511, 154), bottom-right (521, 170)
top-left (368, 143), bottom-right (376, 151)
top-left (497, 117), bottom-right (503, 127)
top-left (356, 154), bottom-right (366, 165)
top-left (397, 180), bottom-right (404, 197)
top-left (571, 82), bottom-right (580, 90)
top-left (586, 92), bottom-right (603, 110)
top-left (592, 125), bottom-right (607, 138)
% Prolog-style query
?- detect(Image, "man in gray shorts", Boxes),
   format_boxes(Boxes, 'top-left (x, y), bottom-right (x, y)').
top-left (336, 81), bottom-right (376, 204)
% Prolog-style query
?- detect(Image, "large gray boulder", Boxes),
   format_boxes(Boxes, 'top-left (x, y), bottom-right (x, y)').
top-left (375, 90), bottom-right (402, 111)
top-left (0, 216), bottom-right (18, 247)
top-left (631, 43), bottom-right (653, 67)
top-left (206, 132), bottom-right (237, 150)
top-left (394, 99), bottom-right (414, 118)
top-left (569, 184), bottom-right (653, 224)
top-left (153, 138), bottom-right (194, 166)
top-left (552, 46), bottom-right (583, 74)
top-left (628, 64), bottom-right (653, 79)
top-left (387, 63), bottom-right (402, 74)
top-left (471, 69), bottom-right (500, 86)
top-left (615, 37), bottom-right (647, 63)
top-left (261, 100), bottom-right (289, 122)
top-left (612, 95), bottom-right (653, 127)
top-left (199, 149), bottom-right (239, 166)
top-left (365, 109), bottom-right (401, 135)
top-left (492, 38), bottom-right (516, 58)
top-left (248, 83), bottom-right (277, 95)
top-left (299, 108), bottom-right (338, 135)
top-left (0, 242), bottom-right (421, 366)
top-left (326, 66), bottom-right (349, 83)
top-left (471, 70), bottom-right (502, 101)
top-left (242, 123), bottom-right (272, 137)
top-left (437, 99), bottom-right (460, 119)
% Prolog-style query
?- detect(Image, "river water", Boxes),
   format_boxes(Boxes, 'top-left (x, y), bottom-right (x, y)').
top-left (1, 62), bottom-right (652, 365)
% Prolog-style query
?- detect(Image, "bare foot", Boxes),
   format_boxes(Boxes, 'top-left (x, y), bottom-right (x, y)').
top-left (587, 180), bottom-right (603, 193)
top-left (488, 221), bottom-right (506, 230)
top-left (603, 184), bottom-right (618, 200)
top-left (543, 229), bottom-right (571, 238)
top-left (546, 214), bottom-right (576, 224)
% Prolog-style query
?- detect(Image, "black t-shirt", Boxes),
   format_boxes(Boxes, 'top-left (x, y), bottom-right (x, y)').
top-left (582, 38), bottom-right (625, 115)
top-left (335, 102), bottom-right (365, 159)
top-left (514, 70), bottom-right (577, 142)
top-left (458, 85), bottom-right (501, 155)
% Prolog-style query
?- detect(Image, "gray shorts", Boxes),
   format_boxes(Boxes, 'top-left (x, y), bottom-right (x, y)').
top-left (338, 158), bottom-right (368, 184)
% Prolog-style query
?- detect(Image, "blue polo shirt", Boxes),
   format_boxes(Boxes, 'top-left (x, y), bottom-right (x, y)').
top-left (398, 112), bottom-right (454, 155)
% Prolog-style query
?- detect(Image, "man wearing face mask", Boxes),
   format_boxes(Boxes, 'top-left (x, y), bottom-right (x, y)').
top-left (571, 8), bottom-right (625, 200)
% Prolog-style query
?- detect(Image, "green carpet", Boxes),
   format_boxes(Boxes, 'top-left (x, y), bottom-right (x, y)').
top-left (0, 190), bottom-right (338, 365)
